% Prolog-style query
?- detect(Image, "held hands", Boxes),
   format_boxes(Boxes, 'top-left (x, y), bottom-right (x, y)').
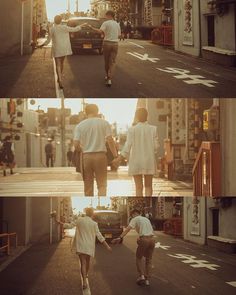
top-left (112, 157), bottom-right (121, 169)
top-left (111, 238), bottom-right (121, 244)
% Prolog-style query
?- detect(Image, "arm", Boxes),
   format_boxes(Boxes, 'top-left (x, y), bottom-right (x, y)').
top-left (154, 127), bottom-right (159, 154)
top-left (95, 223), bottom-right (112, 251)
top-left (73, 125), bottom-right (82, 152)
top-left (107, 136), bottom-right (118, 158)
top-left (73, 140), bottom-right (82, 152)
top-left (66, 24), bottom-right (85, 33)
top-left (111, 225), bottom-right (132, 244)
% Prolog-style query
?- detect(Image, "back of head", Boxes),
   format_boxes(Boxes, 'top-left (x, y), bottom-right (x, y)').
top-left (135, 108), bottom-right (148, 123)
top-left (105, 10), bottom-right (115, 19)
top-left (85, 104), bottom-right (99, 117)
top-left (130, 208), bottom-right (141, 217)
top-left (85, 207), bottom-right (94, 217)
top-left (54, 15), bottom-right (62, 25)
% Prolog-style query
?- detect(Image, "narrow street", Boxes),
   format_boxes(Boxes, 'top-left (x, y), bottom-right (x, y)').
top-left (0, 167), bottom-right (192, 197)
top-left (1, 40), bottom-right (236, 98)
top-left (0, 232), bottom-right (236, 295)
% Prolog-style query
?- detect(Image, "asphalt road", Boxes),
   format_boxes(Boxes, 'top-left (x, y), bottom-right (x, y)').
top-left (0, 167), bottom-right (193, 197)
top-left (0, 232), bottom-right (236, 295)
top-left (1, 39), bottom-right (236, 98)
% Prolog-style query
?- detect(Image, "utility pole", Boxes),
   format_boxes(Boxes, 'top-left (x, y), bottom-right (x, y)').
top-left (75, 0), bottom-right (79, 13)
top-left (61, 98), bottom-right (66, 167)
top-left (67, 0), bottom-right (71, 14)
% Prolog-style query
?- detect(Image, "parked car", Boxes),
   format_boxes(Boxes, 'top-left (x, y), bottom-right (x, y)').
top-left (67, 17), bottom-right (104, 54)
top-left (93, 210), bottom-right (123, 243)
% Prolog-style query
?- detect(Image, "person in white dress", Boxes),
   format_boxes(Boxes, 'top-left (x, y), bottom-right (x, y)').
top-left (41, 15), bottom-right (87, 88)
top-left (73, 207), bottom-right (112, 290)
top-left (113, 108), bottom-right (159, 196)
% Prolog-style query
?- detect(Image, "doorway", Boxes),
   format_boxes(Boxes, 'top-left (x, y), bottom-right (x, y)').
top-left (212, 208), bottom-right (219, 236)
top-left (207, 15), bottom-right (215, 46)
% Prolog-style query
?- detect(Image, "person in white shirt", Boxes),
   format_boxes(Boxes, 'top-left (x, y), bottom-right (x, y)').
top-left (113, 108), bottom-right (159, 197)
top-left (89, 10), bottom-right (121, 87)
top-left (112, 208), bottom-right (155, 286)
top-left (41, 15), bottom-right (87, 89)
top-left (74, 104), bottom-right (118, 196)
top-left (73, 207), bottom-right (112, 290)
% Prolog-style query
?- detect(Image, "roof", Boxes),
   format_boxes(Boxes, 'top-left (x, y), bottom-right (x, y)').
top-left (94, 210), bottom-right (119, 214)
top-left (68, 17), bottom-right (100, 21)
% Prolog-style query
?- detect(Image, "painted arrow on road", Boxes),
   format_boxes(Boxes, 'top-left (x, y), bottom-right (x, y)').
top-left (127, 52), bottom-right (160, 63)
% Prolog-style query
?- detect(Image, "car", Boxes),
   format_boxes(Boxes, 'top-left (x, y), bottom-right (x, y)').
top-left (67, 17), bottom-right (104, 55)
top-left (93, 210), bottom-right (123, 243)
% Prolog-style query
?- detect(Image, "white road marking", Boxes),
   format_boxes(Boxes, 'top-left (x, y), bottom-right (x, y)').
top-left (128, 41), bottom-right (145, 49)
top-left (127, 52), bottom-right (160, 63)
top-left (226, 281), bottom-right (236, 288)
top-left (157, 67), bottom-right (218, 87)
top-left (155, 242), bottom-right (171, 250)
top-left (53, 59), bottom-right (65, 99)
top-left (168, 254), bottom-right (220, 270)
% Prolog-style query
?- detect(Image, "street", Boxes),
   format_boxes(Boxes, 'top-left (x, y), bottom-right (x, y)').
top-left (0, 231), bottom-right (236, 295)
top-left (0, 167), bottom-right (192, 197)
top-left (1, 40), bottom-right (236, 98)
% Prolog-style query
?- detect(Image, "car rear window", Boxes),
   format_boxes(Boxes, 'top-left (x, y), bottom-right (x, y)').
top-left (94, 212), bottom-right (121, 223)
top-left (68, 19), bottom-right (101, 29)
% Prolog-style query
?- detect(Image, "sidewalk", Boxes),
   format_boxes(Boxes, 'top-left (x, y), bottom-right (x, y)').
top-left (0, 238), bottom-right (82, 295)
top-left (0, 47), bottom-right (55, 98)
top-left (0, 167), bottom-right (193, 197)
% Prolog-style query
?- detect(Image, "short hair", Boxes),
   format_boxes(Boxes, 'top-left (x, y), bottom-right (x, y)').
top-left (54, 15), bottom-right (62, 25)
top-left (135, 108), bottom-right (148, 123)
top-left (4, 135), bottom-right (11, 141)
top-left (106, 10), bottom-right (115, 18)
top-left (130, 209), bottom-right (141, 216)
top-left (85, 207), bottom-right (94, 217)
top-left (85, 104), bottom-right (99, 116)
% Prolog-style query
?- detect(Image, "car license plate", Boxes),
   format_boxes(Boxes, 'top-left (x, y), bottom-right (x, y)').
top-left (83, 44), bottom-right (92, 49)
top-left (105, 234), bottom-right (112, 238)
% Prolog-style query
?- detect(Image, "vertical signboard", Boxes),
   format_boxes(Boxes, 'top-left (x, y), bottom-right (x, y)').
top-left (183, 0), bottom-right (194, 46)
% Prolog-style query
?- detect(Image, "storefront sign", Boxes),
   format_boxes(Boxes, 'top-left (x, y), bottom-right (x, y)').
top-left (183, 0), bottom-right (194, 46)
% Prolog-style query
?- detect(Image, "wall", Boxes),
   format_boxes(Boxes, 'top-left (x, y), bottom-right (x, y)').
top-left (220, 99), bottom-right (236, 196)
top-left (2, 198), bottom-right (29, 245)
top-left (0, 0), bottom-right (33, 56)
top-left (174, 0), bottom-right (201, 56)
top-left (200, 1), bottom-right (236, 51)
top-left (183, 197), bottom-right (206, 245)
top-left (219, 199), bottom-right (236, 239)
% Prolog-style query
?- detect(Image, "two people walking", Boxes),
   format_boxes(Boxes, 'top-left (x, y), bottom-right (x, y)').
top-left (41, 11), bottom-right (121, 88)
top-left (73, 104), bottom-right (159, 197)
top-left (73, 207), bottom-right (156, 289)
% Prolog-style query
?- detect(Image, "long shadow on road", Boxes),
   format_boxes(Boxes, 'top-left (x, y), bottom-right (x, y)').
top-left (0, 238), bottom-right (81, 295)
top-left (90, 240), bottom-right (182, 295)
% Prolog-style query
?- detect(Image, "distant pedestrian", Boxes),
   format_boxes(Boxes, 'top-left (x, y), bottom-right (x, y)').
top-left (113, 108), bottom-right (159, 196)
top-left (45, 140), bottom-right (54, 167)
top-left (40, 15), bottom-right (87, 89)
top-left (0, 136), bottom-right (15, 176)
top-left (124, 20), bottom-right (132, 39)
top-left (67, 149), bottom-right (73, 166)
top-left (41, 21), bottom-right (48, 38)
top-left (119, 20), bottom-right (125, 41)
top-left (74, 104), bottom-right (118, 196)
top-left (112, 209), bottom-right (156, 286)
top-left (72, 207), bottom-right (112, 290)
top-left (89, 10), bottom-right (121, 87)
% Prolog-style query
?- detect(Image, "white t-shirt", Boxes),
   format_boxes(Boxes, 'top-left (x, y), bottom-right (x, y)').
top-left (100, 20), bottom-right (121, 42)
top-left (129, 215), bottom-right (154, 237)
top-left (74, 117), bottom-right (112, 153)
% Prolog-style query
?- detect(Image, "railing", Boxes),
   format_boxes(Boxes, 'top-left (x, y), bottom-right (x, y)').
top-left (163, 218), bottom-right (182, 236)
top-left (0, 232), bottom-right (18, 255)
top-left (192, 142), bottom-right (221, 197)
top-left (151, 25), bottom-right (173, 46)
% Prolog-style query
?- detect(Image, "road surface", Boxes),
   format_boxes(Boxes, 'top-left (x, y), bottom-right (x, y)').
top-left (0, 232), bottom-right (236, 295)
top-left (1, 40), bottom-right (236, 98)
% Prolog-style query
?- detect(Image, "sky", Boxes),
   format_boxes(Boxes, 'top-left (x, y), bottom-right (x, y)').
top-left (46, 0), bottom-right (91, 21)
top-left (28, 99), bottom-right (137, 130)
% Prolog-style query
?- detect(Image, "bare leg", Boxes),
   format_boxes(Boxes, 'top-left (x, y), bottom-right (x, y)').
top-left (86, 255), bottom-right (91, 277)
top-left (133, 175), bottom-right (143, 196)
top-left (60, 56), bottom-right (65, 75)
top-left (79, 254), bottom-right (88, 289)
top-left (55, 57), bottom-right (64, 88)
top-left (144, 175), bottom-right (153, 197)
